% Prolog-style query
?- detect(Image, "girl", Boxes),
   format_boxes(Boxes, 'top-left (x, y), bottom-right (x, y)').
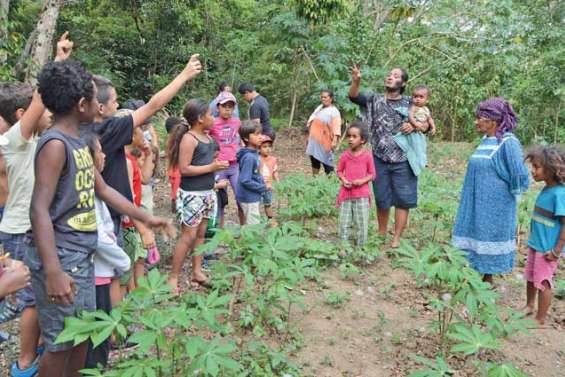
top-left (523, 145), bottom-right (565, 325)
top-left (336, 121), bottom-right (376, 252)
top-left (167, 99), bottom-right (229, 292)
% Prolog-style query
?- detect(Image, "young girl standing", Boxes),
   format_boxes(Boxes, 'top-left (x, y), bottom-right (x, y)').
top-left (336, 121), bottom-right (376, 252)
top-left (167, 99), bottom-right (229, 292)
top-left (523, 145), bottom-right (565, 325)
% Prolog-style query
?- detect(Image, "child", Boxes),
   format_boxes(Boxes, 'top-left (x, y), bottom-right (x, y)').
top-left (82, 132), bottom-right (131, 369)
top-left (167, 99), bottom-right (228, 292)
top-left (336, 121), bottom-right (376, 252)
top-left (165, 116), bottom-right (184, 213)
top-left (0, 32), bottom-right (73, 376)
top-left (236, 121), bottom-right (266, 225)
top-left (209, 91), bottom-right (244, 225)
top-left (259, 136), bottom-right (279, 220)
top-left (29, 59), bottom-right (173, 377)
top-left (408, 85), bottom-right (436, 135)
top-left (119, 111), bottom-right (157, 291)
top-left (393, 85), bottom-right (435, 178)
top-left (523, 145), bottom-right (565, 325)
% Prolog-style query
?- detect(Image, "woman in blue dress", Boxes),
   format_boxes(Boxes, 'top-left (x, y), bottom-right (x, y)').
top-left (452, 98), bottom-right (529, 284)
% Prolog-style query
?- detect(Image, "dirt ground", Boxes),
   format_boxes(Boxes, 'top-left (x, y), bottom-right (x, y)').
top-left (1, 128), bottom-right (563, 376)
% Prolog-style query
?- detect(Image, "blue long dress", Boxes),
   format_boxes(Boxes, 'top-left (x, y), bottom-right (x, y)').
top-left (452, 133), bottom-right (529, 274)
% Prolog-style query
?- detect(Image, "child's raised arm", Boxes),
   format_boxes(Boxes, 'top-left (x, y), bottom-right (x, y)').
top-left (131, 55), bottom-right (202, 128)
top-left (31, 139), bottom-right (75, 306)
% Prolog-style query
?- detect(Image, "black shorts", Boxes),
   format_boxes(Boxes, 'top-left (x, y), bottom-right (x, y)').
top-left (309, 155), bottom-right (334, 174)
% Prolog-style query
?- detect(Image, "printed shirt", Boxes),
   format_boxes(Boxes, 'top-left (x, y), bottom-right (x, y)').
top-left (349, 92), bottom-right (411, 163)
top-left (336, 149), bottom-right (376, 206)
top-left (209, 117), bottom-right (241, 162)
top-left (0, 122), bottom-right (37, 233)
top-left (259, 155), bottom-right (278, 187)
top-left (34, 129), bottom-right (97, 253)
top-left (528, 184), bottom-right (565, 253)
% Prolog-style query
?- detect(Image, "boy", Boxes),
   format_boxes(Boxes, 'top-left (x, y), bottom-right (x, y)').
top-left (0, 32), bottom-right (73, 376)
top-left (236, 121), bottom-right (266, 225)
top-left (258, 136), bottom-right (279, 220)
top-left (87, 54), bottom-right (202, 243)
top-left (31, 59), bottom-right (174, 377)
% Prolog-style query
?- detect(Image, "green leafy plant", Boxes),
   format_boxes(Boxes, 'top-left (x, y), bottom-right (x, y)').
top-left (324, 291), bottom-right (351, 308)
top-left (408, 355), bottom-right (454, 377)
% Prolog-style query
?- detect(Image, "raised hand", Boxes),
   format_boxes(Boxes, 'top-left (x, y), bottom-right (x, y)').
top-left (351, 64), bottom-right (361, 83)
top-left (55, 31), bottom-right (74, 62)
top-left (183, 54), bottom-right (202, 79)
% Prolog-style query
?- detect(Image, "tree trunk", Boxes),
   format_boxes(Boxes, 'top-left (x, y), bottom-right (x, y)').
top-left (0, 0), bottom-right (9, 66)
top-left (15, 0), bottom-right (63, 85)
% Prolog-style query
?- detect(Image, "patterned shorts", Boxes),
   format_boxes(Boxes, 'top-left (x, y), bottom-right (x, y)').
top-left (120, 227), bottom-right (146, 285)
top-left (176, 189), bottom-right (217, 228)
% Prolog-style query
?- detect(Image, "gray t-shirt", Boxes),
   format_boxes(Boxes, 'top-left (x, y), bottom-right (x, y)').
top-left (33, 128), bottom-right (97, 253)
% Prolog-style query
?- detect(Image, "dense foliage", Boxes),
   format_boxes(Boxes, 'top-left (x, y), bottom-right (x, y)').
top-left (2, 0), bottom-right (563, 140)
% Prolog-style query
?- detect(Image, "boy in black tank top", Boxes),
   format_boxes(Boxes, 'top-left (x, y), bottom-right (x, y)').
top-left (29, 60), bottom-right (175, 377)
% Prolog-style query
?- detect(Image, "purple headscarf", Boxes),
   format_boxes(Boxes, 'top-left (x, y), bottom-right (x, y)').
top-left (475, 97), bottom-right (517, 141)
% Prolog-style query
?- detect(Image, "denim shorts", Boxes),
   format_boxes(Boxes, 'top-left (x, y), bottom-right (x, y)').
top-left (25, 244), bottom-right (96, 352)
top-left (2, 233), bottom-right (35, 308)
top-left (372, 156), bottom-right (418, 210)
top-left (262, 190), bottom-right (273, 206)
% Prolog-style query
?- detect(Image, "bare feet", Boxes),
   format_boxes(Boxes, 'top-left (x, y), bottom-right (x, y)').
top-left (391, 236), bottom-right (400, 249)
top-left (167, 276), bottom-right (179, 294)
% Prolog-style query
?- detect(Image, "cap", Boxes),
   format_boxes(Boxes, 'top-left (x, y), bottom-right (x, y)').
top-left (216, 91), bottom-right (237, 106)
top-left (260, 135), bottom-right (272, 145)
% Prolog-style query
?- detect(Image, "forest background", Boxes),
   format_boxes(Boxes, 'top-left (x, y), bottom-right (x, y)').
top-left (1, 0), bottom-right (563, 143)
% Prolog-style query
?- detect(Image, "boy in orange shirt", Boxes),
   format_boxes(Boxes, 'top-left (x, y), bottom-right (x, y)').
top-left (259, 136), bottom-right (279, 220)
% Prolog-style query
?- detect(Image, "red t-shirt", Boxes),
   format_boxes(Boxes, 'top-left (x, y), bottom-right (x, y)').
top-left (168, 165), bottom-right (180, 200)
top-left (122, 152), bottom-right (142, 228)
top-left (336, 149), bottom-right (376, 207)
top-left (209, 117), bottom-right (241, 162)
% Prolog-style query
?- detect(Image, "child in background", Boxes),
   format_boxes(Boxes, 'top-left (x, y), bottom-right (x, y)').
top-left (259, 136), bottom-right (279, 220)
top-left (393, 85), bottom-right (435, 178)
top-left (82, 132), bottom-right (131, 369)
top-left (167, 99), bottom-right (229, 292)
top-left (165, 116), bottom-right (184, 213)
top-left (209, 91), bottom-right (244, 225)
top-left (523, 145), bottom-right (565, 325)
top-left (236, 121), bottom-right (266, 225)
top-left (30, 59), bottom-right (173, 377)
top-left (336, 121), bottom-right (376, 253)
top-left (120, 114), bottom-right (157, 291)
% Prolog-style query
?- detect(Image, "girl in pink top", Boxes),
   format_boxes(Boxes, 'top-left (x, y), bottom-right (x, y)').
top-left (336, 121), bottom-right (376, 251)
top-left (209, 91), bottom-right (245, 225)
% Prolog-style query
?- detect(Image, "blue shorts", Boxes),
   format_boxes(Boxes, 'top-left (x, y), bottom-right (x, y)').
top-left (3, 233), bottom-right (35, 308)
top-left (372, 156), bottom-right (418, 210)
top-left (262, 190), bottom-right (273, 206)
top-left (25, 244), bottom-right (95, 353)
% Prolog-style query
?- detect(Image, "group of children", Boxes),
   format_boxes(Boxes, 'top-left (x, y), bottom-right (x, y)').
top-left (0, 32), bottom-right (562, 377)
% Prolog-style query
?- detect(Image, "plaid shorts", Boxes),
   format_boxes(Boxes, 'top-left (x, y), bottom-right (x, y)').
top-left (25, 245), bottom-right (95, 352)
top-left (176, 189), bottom-right (217, 228)
top-left (339, 198), bottom-right (370, 247)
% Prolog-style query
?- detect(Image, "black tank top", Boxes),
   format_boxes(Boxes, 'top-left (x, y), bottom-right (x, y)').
top-left (180, 132), bottom-right (217, 191)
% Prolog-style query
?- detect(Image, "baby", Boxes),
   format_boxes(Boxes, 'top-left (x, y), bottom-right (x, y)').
top-left (408, 85), bottom-right (436, 135)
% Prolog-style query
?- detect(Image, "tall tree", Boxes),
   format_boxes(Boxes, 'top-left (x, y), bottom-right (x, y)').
top-left (15, 0), bottom-right (63, 84)
top-left (0, 0), bottom-right (9, 65)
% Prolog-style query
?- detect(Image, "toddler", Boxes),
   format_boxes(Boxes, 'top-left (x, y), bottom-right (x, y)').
top-left (336, 121), bottom-right (376, 252)
top-left (259, 136), bottom-right (279, 220)
top-left (523, 145), bottom-right (565, 325)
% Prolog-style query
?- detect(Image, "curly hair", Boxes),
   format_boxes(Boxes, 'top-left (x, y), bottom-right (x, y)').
top-left (348, 119), bottom-right (369, 142)
top-left (37, 60), bottom-right (95, 115)
top-left (525, 145), bottom-right (565, 184)
top-left (0, 82), bottom-right (33, 125)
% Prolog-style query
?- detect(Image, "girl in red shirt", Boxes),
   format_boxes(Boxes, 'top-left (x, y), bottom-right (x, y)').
top-left (336, 121), bottom-right (376, 252)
